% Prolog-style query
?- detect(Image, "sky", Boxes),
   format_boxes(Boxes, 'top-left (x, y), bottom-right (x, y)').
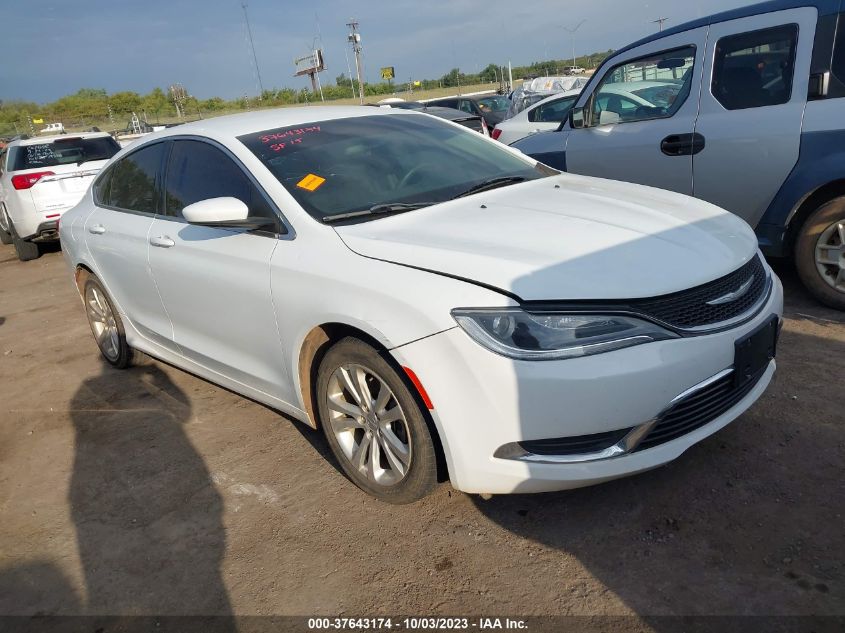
top-left (2, 0), bottom-right (762, 103)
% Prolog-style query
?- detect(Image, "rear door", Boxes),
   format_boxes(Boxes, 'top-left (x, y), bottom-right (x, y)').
top-left (147, 137), bottom-right (292, 399)
top-left (84, 141), bottom-right (174, 348)
top-left (564, 27), bottom-right (709, 195)
top-left (693, 7), bottom-right (817, 226)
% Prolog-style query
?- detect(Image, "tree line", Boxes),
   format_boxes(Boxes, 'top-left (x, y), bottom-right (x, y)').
top-left (0, 51), bottom-right (611, 136)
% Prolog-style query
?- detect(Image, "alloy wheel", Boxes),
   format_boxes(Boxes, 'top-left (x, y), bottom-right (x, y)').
top-left (85, 285), bottom-right (120, 361)
top-left (326, 363), bottom-right (412, 487)
top-left (815, 220), bottom-right (845, 293)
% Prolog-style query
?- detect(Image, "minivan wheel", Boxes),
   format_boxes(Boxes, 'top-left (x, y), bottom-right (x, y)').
top-left (795, 197), bottom-right (845, 311)
top-left (83, 276), bottom-right (134, 368)
top-left (316, 337), bottom-right (438, 504)
top-left (0, 207), bottom-right (12, 245)
top-left (10, 222), bottom-right (39, 261)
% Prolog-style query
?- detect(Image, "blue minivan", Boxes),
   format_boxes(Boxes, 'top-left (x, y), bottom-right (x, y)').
top-left (513, 0), bottom-right (845, 309)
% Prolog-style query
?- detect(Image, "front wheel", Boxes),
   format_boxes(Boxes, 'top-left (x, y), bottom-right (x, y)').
top-left (316, 337), bottom-right (438, 504)
top-left (795, 197), bottom-right (845, 310)
top-left (83, 275), bottom-right (134, 368)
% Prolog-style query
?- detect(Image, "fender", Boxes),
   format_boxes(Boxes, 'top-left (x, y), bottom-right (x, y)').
top-left (756, 129), bottom-right (845, 256)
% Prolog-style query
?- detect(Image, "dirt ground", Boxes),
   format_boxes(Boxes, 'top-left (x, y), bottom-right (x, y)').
top-left (0, 242), bottom-right (843, 625)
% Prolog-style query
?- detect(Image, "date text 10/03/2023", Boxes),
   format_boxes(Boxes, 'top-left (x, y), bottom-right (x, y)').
top-left (307, 617), bottom-right (528, 630)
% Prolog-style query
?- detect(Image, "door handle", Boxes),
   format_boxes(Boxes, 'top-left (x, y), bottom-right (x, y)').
top-left (149, 235), bottom-right (175, 248)
top-left (88, 224), bottom-right (106, 235)
top-left (660, 133), bottom-right (706, 156)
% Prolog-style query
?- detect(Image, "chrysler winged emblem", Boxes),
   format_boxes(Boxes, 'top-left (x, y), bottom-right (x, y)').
top-left (706, 276), bottom-right (755, 306)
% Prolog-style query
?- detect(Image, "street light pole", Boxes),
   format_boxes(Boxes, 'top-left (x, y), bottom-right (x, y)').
top-left (561, 19), bottom-right (587, 70)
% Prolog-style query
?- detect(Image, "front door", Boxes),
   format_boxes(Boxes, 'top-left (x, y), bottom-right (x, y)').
top-left (147, 138), bottom-right (293, 401)
top-left (564, 27), bottom-right (709, 195)
top-left (692, 7), bottom-right (817, 226)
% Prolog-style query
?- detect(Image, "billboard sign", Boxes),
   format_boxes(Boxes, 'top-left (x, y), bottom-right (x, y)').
top-left (380, 66), bottom-right (395, 80)
top-left (294, 49), bottom-right (325, 76)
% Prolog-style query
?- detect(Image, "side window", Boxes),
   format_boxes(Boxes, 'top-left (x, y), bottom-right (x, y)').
top-left (93, 166), bottom-right (114, 206)
top-left (712, 24), bottom-right (798, 110)
top-left (164, 140), bottom-right (278, 224)
top-left (529, 97), bottom-right (578, 123)
top-left (832, 13), bottom-right (845, 83)
top-left (458, 100), bottom-right (475, 114)
top-left (107, 142), bottom-right (165, 214)
top-left (590, 46), bottom-right (696, 126)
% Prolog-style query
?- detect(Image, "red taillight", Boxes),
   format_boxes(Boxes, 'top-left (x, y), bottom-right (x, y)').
top-left (491, 127), bottom-right (502, 141)
top-left (11, 171), bottom-right (55, 190)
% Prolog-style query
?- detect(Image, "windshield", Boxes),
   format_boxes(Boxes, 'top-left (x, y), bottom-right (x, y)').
top-left (11, 136), bottom-right (121, 170)
top-left (238, 114), bottom-right (549, 222)
top-left (477, 96), bottom-right (510, 112)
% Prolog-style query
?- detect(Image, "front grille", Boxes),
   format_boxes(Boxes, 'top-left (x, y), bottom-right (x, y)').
top-left (634, 368), bottom-right (765, 452)
top-left (519, 427), bottom-right (632, 456)
top-left (631, 255), bottom-right (767, 329)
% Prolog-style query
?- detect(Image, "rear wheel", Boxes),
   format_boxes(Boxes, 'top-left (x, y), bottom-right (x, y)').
top-left (9, 221), bottom-right (39, 261)
top-left (0, 206), bottom-right (12, 245)
top-left (795, 197), bottom-right (845, 310)
top-left (83, 276), bottom-right (134, 368)
top-left (316, 337), bottom-right (437, 504)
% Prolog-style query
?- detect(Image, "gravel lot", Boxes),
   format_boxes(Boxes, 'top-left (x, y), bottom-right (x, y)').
top-left (0, 243), bottom-right (843, 623)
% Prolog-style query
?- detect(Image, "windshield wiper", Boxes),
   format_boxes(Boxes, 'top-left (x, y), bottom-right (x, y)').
top-left (453, 176), bottom-right (526, 199)
top-left (322, 202), bottom-right (435, 224)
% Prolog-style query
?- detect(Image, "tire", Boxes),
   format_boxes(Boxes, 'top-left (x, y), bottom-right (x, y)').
top-left (316, 337), bottom-right (438, 504)
top-left (82, 276), bottom-right (134, 368)
top-left (10, 221), bottom-right (39, 261)
top-left (0, 206), bottom-right (12, 245)
top-left (794, 197), bottom-right (845, 311)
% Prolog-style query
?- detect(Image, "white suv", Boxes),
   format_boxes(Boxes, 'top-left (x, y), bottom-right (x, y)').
top-left (0, 133), bottom-right (121, 260)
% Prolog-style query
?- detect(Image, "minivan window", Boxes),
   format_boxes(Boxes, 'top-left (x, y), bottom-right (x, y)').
top-left (590, 46), bottom-right (695, 125)
top-left (107, 142), bottom-right (165, 214)
top-left (164, 140), bottom-right (277, 224)
top-left (11, 136), bottom-right (121, 171)
top-left (711, 24), bottom-right (798, 110)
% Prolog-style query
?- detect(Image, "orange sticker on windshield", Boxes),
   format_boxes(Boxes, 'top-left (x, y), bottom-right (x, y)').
top-left (297, 173), bottom-right (326, 191)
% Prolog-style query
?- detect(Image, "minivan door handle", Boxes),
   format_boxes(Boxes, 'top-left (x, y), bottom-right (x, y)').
top-left (660, 133), bottom-right (705, 156)
top-left (88, 224), bottom-right (106, 235)
top-left (149, 236), bottom-right (175, 248)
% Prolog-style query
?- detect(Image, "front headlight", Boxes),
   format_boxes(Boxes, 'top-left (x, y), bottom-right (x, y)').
top-left (452, 308), bottom-right (678, 360)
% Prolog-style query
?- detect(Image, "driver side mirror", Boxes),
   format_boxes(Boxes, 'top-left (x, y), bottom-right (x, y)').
top-left (182, 197), bottom-right (274, 230)
top-left (569, 106), bottom-right (588, 129)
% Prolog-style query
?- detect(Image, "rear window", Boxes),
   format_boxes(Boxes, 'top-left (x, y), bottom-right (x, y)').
top-left (477, 96), bottom-right (510, 112)
top-left (11, 137), bottom-right (121, 171)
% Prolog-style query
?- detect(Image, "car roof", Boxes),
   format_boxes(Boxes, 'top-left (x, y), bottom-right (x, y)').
top-left (151, 105), bottom-right (394, 140)
top-left (618, 0), bottom-right (839, 56)
top-left (9, 132), bottom-right (113, 147)
top-left (429, 92), bottom-right (500, 103)
top-left (529, 88), bottom-right (583, 109)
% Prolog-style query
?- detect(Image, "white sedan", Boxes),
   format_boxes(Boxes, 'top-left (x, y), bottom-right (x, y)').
top-left (60, 106), bottom-right (783, 503)
top-left (493, 89), bottom-right (581, 145)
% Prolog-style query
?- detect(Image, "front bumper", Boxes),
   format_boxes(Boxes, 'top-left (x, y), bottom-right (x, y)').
top-left (392, 273), bottom-right (784, 494)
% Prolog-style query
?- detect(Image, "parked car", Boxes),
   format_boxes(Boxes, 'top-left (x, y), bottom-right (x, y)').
top-left (504, 76), bottom-right (589, 120)
top-left (565, 66), bottom-right (586, 75)
top-left (60, 107), bottom-right (782, 503)
top-left (0, 133), bottom-right (122, 260)
top-left (40, 122), bottom-right (65, 135)
top-left (513, 0), bottom-right (845, 310)
top-left (424, 94), bottom-right (511, 128)
top-left (492, 89), bottom-right (581, 144)
top-left (373, 100), bottom-right (489, 135)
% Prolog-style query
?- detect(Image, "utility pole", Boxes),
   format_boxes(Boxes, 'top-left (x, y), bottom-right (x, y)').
top-left (347, 19), bottom-right (364, 104)
top-left (653, 17), bottom-right (669, 32)
top-left (241, 2), bottom-right (265, 96)
top-left (561, 20), bottom-right (586, 70)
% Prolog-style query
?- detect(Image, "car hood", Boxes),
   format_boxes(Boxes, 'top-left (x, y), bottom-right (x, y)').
top-left (333, 174), bottom-right (759, 301)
